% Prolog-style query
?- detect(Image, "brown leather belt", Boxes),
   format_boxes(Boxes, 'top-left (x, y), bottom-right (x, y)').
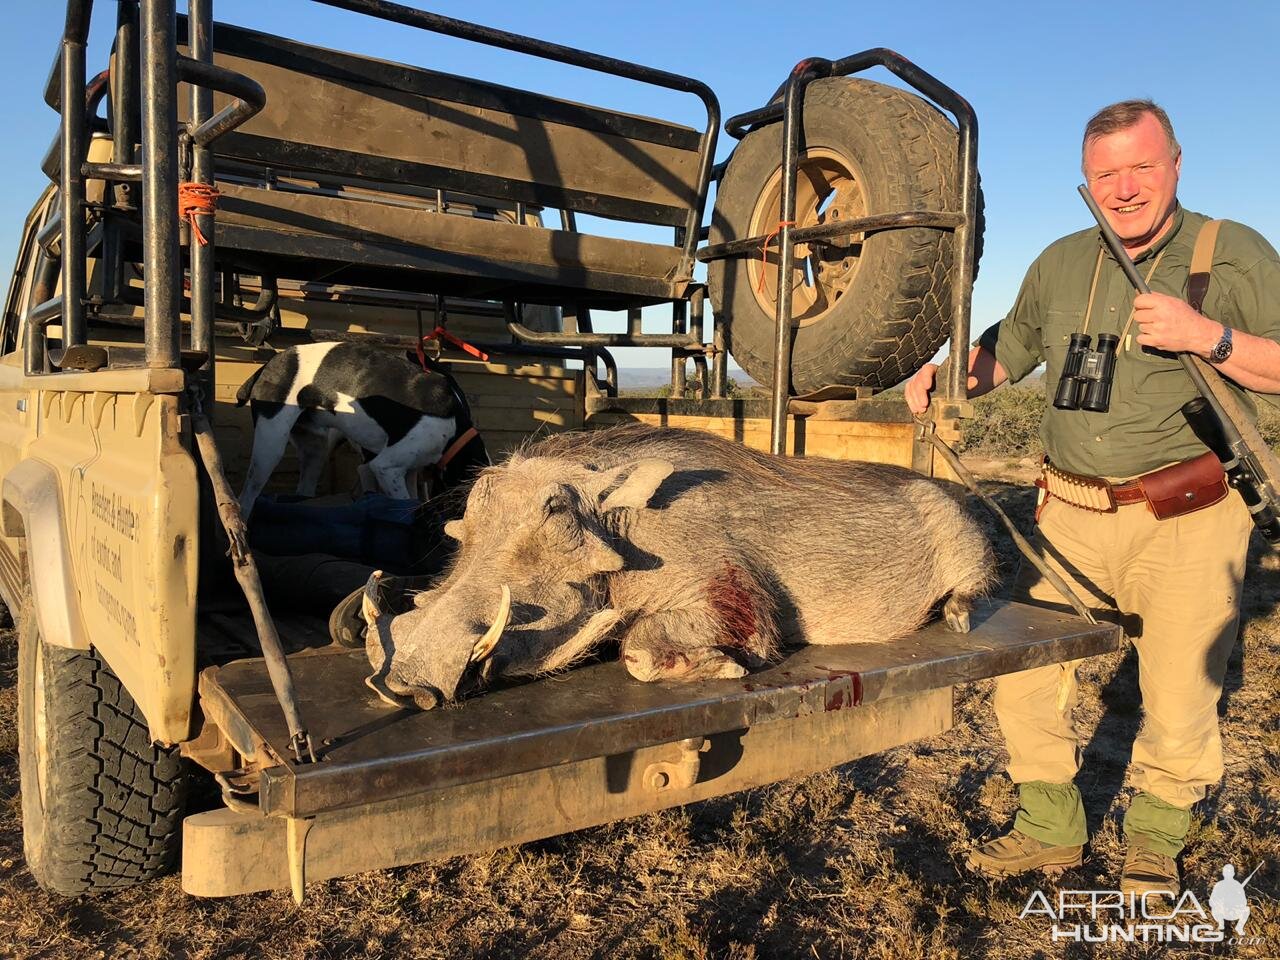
top-left (1108, 477), bottom-right (1150, 506)
top-left (1038, 452), bottom-right (1228, 519)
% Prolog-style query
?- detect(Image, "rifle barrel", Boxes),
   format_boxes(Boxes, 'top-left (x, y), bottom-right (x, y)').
top-left (1077, 186), bottom-right (1151, 293)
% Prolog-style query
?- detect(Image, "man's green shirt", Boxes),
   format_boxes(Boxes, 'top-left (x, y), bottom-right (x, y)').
top-left (994, 206), bottom-right (1280, 478)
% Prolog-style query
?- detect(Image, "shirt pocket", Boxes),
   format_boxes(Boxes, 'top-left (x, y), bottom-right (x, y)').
top-left (1041, 310), bottom-right (1079, 388)
top-left (1121, 332), bottom-right (1190, 394)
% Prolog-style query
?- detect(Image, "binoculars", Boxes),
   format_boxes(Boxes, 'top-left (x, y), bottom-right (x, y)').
top-left (1053, 332), bottom-right (1119, 412)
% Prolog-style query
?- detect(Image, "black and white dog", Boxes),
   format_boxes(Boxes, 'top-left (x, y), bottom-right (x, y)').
top-left (236, 341), bottom-right (487, 518)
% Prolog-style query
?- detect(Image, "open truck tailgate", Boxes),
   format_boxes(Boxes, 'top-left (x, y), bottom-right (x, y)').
top-left (184, 599), bottom-right (1119, 897)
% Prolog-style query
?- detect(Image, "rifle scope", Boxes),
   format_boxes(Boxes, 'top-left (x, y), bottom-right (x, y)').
top-left (1182, 397), bottom-right (1280, 543)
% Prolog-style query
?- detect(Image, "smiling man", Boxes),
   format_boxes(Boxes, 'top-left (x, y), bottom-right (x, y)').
top-left (906, 100), bottom-right (1280, 896)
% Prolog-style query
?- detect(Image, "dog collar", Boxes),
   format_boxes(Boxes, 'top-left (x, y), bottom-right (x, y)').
top-left (437, 426), bottom-right (480, 470)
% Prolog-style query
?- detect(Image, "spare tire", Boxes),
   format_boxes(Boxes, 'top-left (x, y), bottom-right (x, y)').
top-left (707, 77), bottom-right (983, 395)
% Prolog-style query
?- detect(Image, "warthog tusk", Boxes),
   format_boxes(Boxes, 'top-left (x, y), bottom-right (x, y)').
top-left (361, 570), bottom-right (385, 632)
top-left (470, 584), bottom-right (511, 663)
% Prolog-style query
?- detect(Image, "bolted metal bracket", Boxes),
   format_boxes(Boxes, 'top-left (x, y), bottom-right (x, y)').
top-left (641, 736), bottom-right (705, 791)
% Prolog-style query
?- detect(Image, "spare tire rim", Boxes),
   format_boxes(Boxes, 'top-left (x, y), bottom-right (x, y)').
top-left (747, 148), bottom-right (867, 328)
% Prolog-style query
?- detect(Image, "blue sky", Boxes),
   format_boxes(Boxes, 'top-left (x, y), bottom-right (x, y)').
top-left (4, 1), bottom-right (1278, 371)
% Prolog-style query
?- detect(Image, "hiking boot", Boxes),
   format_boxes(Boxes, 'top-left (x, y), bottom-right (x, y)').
top-left (966, 828), bottom-right (1084, 878)
top-left (1120, 844), bottom-right (1180, 898)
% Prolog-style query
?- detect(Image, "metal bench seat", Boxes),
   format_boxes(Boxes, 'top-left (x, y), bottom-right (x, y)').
top-left (211, 182), bottom-right (689, 308)
top-left (173, 16), bottom-right (710, 308)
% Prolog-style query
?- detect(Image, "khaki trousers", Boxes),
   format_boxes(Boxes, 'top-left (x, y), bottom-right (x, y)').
top-left (993, 490), bottom-right (1252, 809)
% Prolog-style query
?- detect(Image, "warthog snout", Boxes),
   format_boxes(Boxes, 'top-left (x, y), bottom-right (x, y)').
top-left (361, 454), bottom-right (674, 709)
top-left (363, 573), bottom-right (512, 709)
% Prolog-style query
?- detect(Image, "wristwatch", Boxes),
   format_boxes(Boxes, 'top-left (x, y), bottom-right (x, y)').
top-left (1209, 325), bottom-right (1233, 364)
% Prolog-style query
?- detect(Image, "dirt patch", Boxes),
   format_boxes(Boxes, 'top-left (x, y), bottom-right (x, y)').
top-left (1, 466), bottom-right (1277, 959)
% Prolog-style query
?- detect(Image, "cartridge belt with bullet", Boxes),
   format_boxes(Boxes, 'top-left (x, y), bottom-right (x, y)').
top-left (1037, 453), bottom-right (1227, 519)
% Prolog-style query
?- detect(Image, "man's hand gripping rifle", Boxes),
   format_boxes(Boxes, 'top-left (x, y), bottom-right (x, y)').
top-left (1078, 185), bottom-right (1280, 544)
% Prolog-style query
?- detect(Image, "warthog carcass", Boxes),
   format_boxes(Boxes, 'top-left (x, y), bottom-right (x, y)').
top-left (362, 424), bottom-right (992, 709)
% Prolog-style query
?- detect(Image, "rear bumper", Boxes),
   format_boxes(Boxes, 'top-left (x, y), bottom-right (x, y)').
top-left (183, 684), bottom-right (951, 897)
top-left (183, 599), bottom-right (1120, 897)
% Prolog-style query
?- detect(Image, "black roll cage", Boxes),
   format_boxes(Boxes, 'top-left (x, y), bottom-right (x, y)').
top-left (36, 0), bottom-right (976, 452)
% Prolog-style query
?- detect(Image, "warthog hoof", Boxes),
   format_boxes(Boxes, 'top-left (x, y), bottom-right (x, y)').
top-left (944, 594), bottom-right (972, 634)
top-left (623, 645), bottom-right (748, 682)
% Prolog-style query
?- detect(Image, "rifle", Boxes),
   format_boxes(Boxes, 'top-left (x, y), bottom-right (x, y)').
top-left (1077, 185), bottom-right (1280, 544)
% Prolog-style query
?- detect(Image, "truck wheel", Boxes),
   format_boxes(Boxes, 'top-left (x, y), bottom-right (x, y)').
top-left (17, 601), bottom-right (187, 895)
top-left (707, 76), bottom-right (984, 395)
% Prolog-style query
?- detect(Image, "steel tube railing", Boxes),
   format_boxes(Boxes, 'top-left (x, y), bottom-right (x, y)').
top-left (507, 320), bottom-right (710, 351)
top-left (188, 0), bottom-right (216, 391)
top-left (505, 302), bottom-right (708, 351)
top-left (768, 59), bottom-right (830, 454)
top-left (710, 321), bottom-right (728, 399)
top-left (35, 208), bottom-right (63, 257)
top-left (111, 1), bottom-right (140, 193)
top-left (670, 299), bottom-right (688, 397)
top-left (83, 162), bottom-right (143, 181)
top-left (140, 0), bottom-right (182, 368)
top-left (25, 283), bottom-right (63, 375)
top-left (175, 55), bottom-right (266, 146)
top-left (697, 210), bottom-right (965, 263)
top-left (58, 2), bottom-right (91, 351)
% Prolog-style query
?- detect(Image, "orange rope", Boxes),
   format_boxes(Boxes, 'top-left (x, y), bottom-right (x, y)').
top-left (756, 220), bottom-right (796, 294)
top-left (178, 182), bottom-right (220, 246)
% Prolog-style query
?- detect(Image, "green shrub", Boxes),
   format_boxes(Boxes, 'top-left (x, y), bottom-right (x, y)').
top-left (1257, 398), bottom-right (1280, 449)
top-left (960, 383), bottom-right (1046, 457)
top-left (655, 375), bottom-right (746, 399)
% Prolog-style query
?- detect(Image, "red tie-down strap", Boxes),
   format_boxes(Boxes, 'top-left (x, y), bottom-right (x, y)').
top-left (757, 220), bottom-right (797, 294)
top-left (416, 325), bottom-right (490, 371)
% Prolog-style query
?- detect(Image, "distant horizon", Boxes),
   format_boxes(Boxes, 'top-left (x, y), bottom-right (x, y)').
top-left (616, 362), bottom-right (748, 371)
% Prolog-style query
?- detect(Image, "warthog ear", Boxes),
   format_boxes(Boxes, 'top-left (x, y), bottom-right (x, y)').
top-left (599, 459), bottom-right (675, 512)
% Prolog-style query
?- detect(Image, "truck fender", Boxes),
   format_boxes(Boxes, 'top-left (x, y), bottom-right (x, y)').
top-left (1, 458), bottom-right (90, 650)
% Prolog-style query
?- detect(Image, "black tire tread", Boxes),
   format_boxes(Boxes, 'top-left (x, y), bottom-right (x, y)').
top-left (19, 608), bottom-right (186, 896)
top-left (709, 77), bottom-right (984, 393)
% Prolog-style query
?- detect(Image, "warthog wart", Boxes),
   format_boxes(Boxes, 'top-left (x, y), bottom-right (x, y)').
top-left (362, 424), bottom-right (993, 709)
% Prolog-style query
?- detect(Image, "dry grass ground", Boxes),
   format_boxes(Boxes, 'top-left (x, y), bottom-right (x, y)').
top-left (1, 463), bottom-right (1277, 959)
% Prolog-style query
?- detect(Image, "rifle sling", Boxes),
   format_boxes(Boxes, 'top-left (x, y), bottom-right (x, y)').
top-left (1185, 220), bottom-right (1280, 493)
top-left (1187, 218), bottom-right (1221, 313)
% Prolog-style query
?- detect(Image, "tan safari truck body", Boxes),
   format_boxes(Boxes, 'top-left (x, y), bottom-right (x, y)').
top-left (5, 0), bottom-right (1118, 899)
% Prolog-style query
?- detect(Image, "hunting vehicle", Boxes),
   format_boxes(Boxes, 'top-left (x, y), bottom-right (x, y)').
top-left (4, 0), bottom-right (1119, 900)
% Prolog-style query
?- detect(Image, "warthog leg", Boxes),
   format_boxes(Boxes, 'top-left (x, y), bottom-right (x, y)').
top-left (622, 612), bottom-right (748, 682)
top-left (537, 608), bottom-right (625, 674)
top-left (943, 592), bottom-right (974, 634)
